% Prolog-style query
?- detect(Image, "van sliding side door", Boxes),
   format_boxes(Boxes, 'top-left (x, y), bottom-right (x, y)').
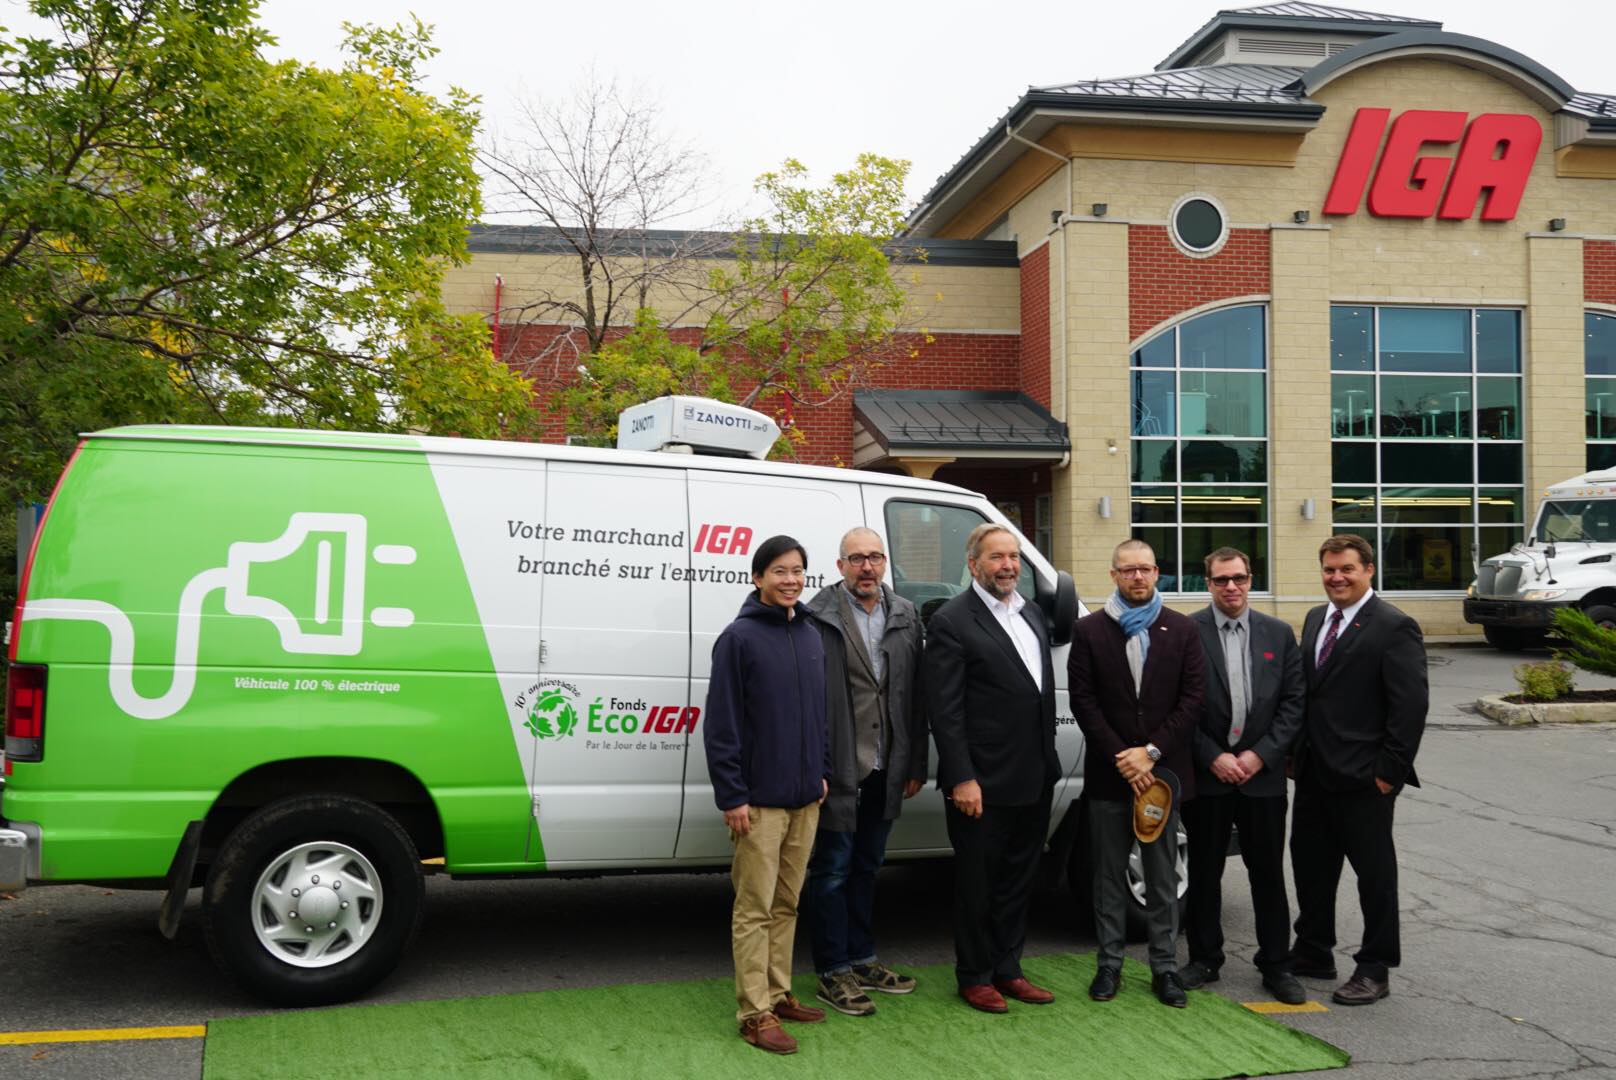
top-left (674, 470), bottom-right (864, 860)
top-left (527, 462), bottom-right (691, 865)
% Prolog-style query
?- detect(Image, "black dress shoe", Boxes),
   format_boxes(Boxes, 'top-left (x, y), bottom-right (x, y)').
top-left (1332, 973), bottom-right (1389, 1006)
top-left (1262, 971), bottom-right (1307, 1005)
top-left (1287, 953), bottom-right (1339, 980)
top-left (1179, 960), bottom-right (1220, 988)
top-left (1089, 966), bottom-right (1121, 1001)
top-left (1152, 971), bottom-right (1188, 1008)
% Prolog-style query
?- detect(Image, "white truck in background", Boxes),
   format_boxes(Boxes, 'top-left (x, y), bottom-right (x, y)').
top-left (1465, 469), bottom-right (1616, 649)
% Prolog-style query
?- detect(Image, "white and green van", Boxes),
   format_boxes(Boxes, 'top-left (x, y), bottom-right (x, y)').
top-left (2, 398), bottom-right (1087, 1005)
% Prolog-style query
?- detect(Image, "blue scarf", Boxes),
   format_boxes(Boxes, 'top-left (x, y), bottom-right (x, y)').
top-left (1104, 588), bottom-right (1162, 664)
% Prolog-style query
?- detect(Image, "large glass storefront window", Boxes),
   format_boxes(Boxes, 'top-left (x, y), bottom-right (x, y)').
top-left (1330, 306), bottom-right (1525, 591)
top-left (1131, 305), bottom-right (1268, 592)
top-left (1587, 312), bottom-right (1616, 472)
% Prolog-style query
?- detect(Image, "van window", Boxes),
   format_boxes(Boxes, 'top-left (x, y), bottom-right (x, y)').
top-left (884, 501), bottom-right (1036, 620)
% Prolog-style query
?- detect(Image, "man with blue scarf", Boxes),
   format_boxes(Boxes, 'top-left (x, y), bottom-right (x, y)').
top-left (1069, 538), bottom-right (1205, 1007)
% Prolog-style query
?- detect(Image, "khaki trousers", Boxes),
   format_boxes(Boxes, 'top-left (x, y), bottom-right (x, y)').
top-left (730, 803), bottom-right (819, 1022)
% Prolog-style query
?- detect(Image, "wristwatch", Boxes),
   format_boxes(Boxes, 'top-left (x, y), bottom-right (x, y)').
top-left (1145, 743), bottom-right (1162, 763)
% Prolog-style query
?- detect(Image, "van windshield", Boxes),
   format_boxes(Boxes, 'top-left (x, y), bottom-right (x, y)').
top-left (1536, 499), bottom-right (1616, 543)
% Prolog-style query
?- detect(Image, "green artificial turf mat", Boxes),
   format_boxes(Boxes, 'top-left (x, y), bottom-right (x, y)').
top-left (203, 953), bottom-right (1348, 1080)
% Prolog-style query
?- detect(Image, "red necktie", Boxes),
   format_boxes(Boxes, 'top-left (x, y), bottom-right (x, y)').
top-left (1317, 608), bottom-right (1344, 668)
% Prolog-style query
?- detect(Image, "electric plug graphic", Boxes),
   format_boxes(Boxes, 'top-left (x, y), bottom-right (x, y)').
top-left (26, 512), bottom-right (417, 719)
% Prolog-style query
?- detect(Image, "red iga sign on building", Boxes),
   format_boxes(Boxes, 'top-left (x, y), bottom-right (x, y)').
top-left (1323, 108), bottom-right (1542, 221)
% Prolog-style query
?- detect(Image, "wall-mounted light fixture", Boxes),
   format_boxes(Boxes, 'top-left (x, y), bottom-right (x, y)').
top-left (1106, 438), bottom-right (1118, 455)
top-left (1051, 209), bottom-right (1063, 225)
top-left (1293, 209), bottom-right (1311, 224)
top-left (1549, 217), bottom-right (1567, 231)
top-left (1301, 497), bottom-right (1316, 521)
top-left (1098, 496), bottom-right (1112, 519)
top-left (1091, 203), bottom-right (1108, 218)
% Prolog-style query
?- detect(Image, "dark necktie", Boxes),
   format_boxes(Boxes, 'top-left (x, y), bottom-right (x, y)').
top-left (1317, 608), bottom-right (1344, 668)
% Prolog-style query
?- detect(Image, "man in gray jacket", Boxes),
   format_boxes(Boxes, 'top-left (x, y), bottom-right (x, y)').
top-left (805, 526), bottom-right (927, 1017)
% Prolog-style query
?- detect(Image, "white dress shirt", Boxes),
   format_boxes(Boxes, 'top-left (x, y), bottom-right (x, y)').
top-left (1314, 587), bottom-right (1375, 665)
top-left (971, 580), bottom-right (1043, 691)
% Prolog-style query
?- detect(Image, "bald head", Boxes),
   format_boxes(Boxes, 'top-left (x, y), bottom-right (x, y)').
top-left (837, 527), bottom-right (887, 607)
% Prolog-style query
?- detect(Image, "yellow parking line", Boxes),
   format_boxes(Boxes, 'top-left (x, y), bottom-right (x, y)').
top-left (1243, 1000), bottom-right (1330, 1014)
top-left (0, 1025), bottom-right (205, 1046)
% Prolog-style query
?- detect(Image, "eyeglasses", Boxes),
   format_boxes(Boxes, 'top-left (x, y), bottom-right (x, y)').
top-left (1209, 574), bottom-right (1252, 587)
top-left (842, 553), bottom-right (887, 568)
top-left (1113, 565), bottom-right (1157, 578)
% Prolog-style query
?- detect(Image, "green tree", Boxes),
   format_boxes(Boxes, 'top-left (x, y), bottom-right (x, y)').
top-left (552, 154), bottom-right (922, 446)
top-left (0, 0), bottom-right (532, 514)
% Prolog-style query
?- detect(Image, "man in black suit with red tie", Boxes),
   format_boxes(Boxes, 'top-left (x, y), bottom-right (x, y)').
top-left (924, 523), bottom-right (1062, 1015)
top-left (1290, 533), bottom-right (1427, 1006)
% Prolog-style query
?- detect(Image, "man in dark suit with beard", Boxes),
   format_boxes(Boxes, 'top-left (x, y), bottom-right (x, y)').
top-left (1181, 546), bottom-right (1306, 1005)
top-left (1290, 533), bottom-right (1427, 1007)
top-left (924, 523), bottom-right (1062, 1015)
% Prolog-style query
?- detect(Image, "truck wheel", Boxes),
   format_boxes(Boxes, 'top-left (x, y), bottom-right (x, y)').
top-left (1581, 604), bottom-right (1616, 631)
top-left (1124, 819), bottom-right (1189, 941)
top-left (1483, 625), bottom-right (1546, 651)
top-left (203, 794), bottom-right (424, 1006)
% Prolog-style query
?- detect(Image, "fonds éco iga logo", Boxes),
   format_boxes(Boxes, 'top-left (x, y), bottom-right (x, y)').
top-left (514, 679), bottom-right (700, 740)
top-left (693, 523), bottom-right (752, 555)
top-left (518, 678), bottom-right (581, 739)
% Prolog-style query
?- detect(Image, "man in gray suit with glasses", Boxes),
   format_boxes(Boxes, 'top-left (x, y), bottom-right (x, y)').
top-left (1181, 546), bottom-right (1307, 1005)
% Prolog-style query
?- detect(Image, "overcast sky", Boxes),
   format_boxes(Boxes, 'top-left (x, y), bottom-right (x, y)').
top-left (7, 0), bottom-right (1613, 226)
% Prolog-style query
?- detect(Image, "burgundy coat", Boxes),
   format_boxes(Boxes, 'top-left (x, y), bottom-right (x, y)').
top-left (1067, 604), bottom-right (1206, 803)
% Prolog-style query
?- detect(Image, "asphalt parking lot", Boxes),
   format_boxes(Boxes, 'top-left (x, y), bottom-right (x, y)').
top-left (2, 643), bottom-right (1614, 1079)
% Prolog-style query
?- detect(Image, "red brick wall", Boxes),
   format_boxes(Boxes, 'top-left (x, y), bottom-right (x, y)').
top-left (1128, 226), bottom-right (1271, 342)
top-left (1588, 240), bottom-right (1616, 305)
top-left (1019, 244), bottom-right (1051, 408)
top-left (498, 326), bottom-right (1021, 466)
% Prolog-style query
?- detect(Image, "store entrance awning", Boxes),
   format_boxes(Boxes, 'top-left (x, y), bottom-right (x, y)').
top-left (853, 390), bottom-right (1069, 474)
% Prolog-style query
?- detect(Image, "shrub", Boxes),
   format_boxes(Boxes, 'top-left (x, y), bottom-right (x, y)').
top-left (1552, 607), bottom-right (1616, 677)
top-left (1512, 660), bottom-right (1574, 701)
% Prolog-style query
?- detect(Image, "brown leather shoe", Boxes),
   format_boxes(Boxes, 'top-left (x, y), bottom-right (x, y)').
top-left (1331, 973), bottom-right (1389, 1006)
top-left (993, 976), bottom-right (1054, 1004)
top-left (740, 1011), bottom-right (798, 1054)
top-left (773, 993), bottom-right (826, 1023)
top-left (959, 984), bottom-right (1009, 1013)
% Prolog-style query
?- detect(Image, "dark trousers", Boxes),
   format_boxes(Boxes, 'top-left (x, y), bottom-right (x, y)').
top-left (1091, 797), bottom-right (1180, 973)
top-left (1290, 773), bottom-right (1401, 980)
top-left (944, 792), bottom-right (1050, 988)
top-left (1184, 791), bottom-right (1291, 974)
top-left (806, 770), bottom-right (895, 976)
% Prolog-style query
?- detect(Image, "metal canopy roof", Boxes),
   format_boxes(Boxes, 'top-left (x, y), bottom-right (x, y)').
top-left (1035, 63), bottom-right (1309, 105)
top-left (854, 391), bottom-right (1069, 457)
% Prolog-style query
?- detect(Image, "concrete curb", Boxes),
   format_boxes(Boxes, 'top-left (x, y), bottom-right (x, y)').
top-left (1475, 695), bottom-right (1616, 725)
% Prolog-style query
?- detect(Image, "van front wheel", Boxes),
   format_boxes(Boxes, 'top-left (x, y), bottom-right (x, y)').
top-left (203, 795), bottom-right (424, 1006)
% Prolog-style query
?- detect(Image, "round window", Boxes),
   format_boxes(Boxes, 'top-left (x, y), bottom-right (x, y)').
top-left (1171, 195), bottom-right (1227, 255)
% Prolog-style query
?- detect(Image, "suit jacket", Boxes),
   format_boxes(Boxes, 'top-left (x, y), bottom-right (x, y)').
top-left (922, 587), bottom-right (1061, 806)
top-left (1068, 604), bottom-right (1205, 803)
top-left (1297, 594), bottom-right (1427, 792)
top-left (1188, 607), bottom-right (1305, 799)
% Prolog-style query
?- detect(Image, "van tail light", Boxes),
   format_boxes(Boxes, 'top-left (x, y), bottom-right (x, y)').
top-left (5, 664), bottom-right (47, 764)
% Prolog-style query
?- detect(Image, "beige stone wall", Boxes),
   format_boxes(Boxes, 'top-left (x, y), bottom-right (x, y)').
top-left (1268, 226), bottom-right (1334, 602)
top-left (1055, 219), bottom-right (1134, 602)
top-left (441, 250), bottom-right (1018, 332)
top-left (1525, 236), bottom-right (1588, 495)
top-left (1007, 168), bottom-right (1070, 255)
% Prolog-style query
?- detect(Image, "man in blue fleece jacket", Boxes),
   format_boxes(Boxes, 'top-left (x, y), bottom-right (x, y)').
top-left (704, 534), bottom-right (832, 1055)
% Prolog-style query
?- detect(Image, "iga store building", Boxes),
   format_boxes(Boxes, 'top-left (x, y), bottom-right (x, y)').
top-left (442, 3), bottom-right (1616, 634)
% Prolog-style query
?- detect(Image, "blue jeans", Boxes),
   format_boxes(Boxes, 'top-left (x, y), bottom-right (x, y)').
top-left (807, 770), bottom-right (894, 976)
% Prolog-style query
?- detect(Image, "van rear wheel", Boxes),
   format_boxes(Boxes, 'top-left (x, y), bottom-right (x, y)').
top-left (203, 794), bottom-right (424, 1006)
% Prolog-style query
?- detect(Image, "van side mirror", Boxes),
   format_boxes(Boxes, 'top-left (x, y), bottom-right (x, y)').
top-left (1036, 571), bottom-right (1080, 646)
